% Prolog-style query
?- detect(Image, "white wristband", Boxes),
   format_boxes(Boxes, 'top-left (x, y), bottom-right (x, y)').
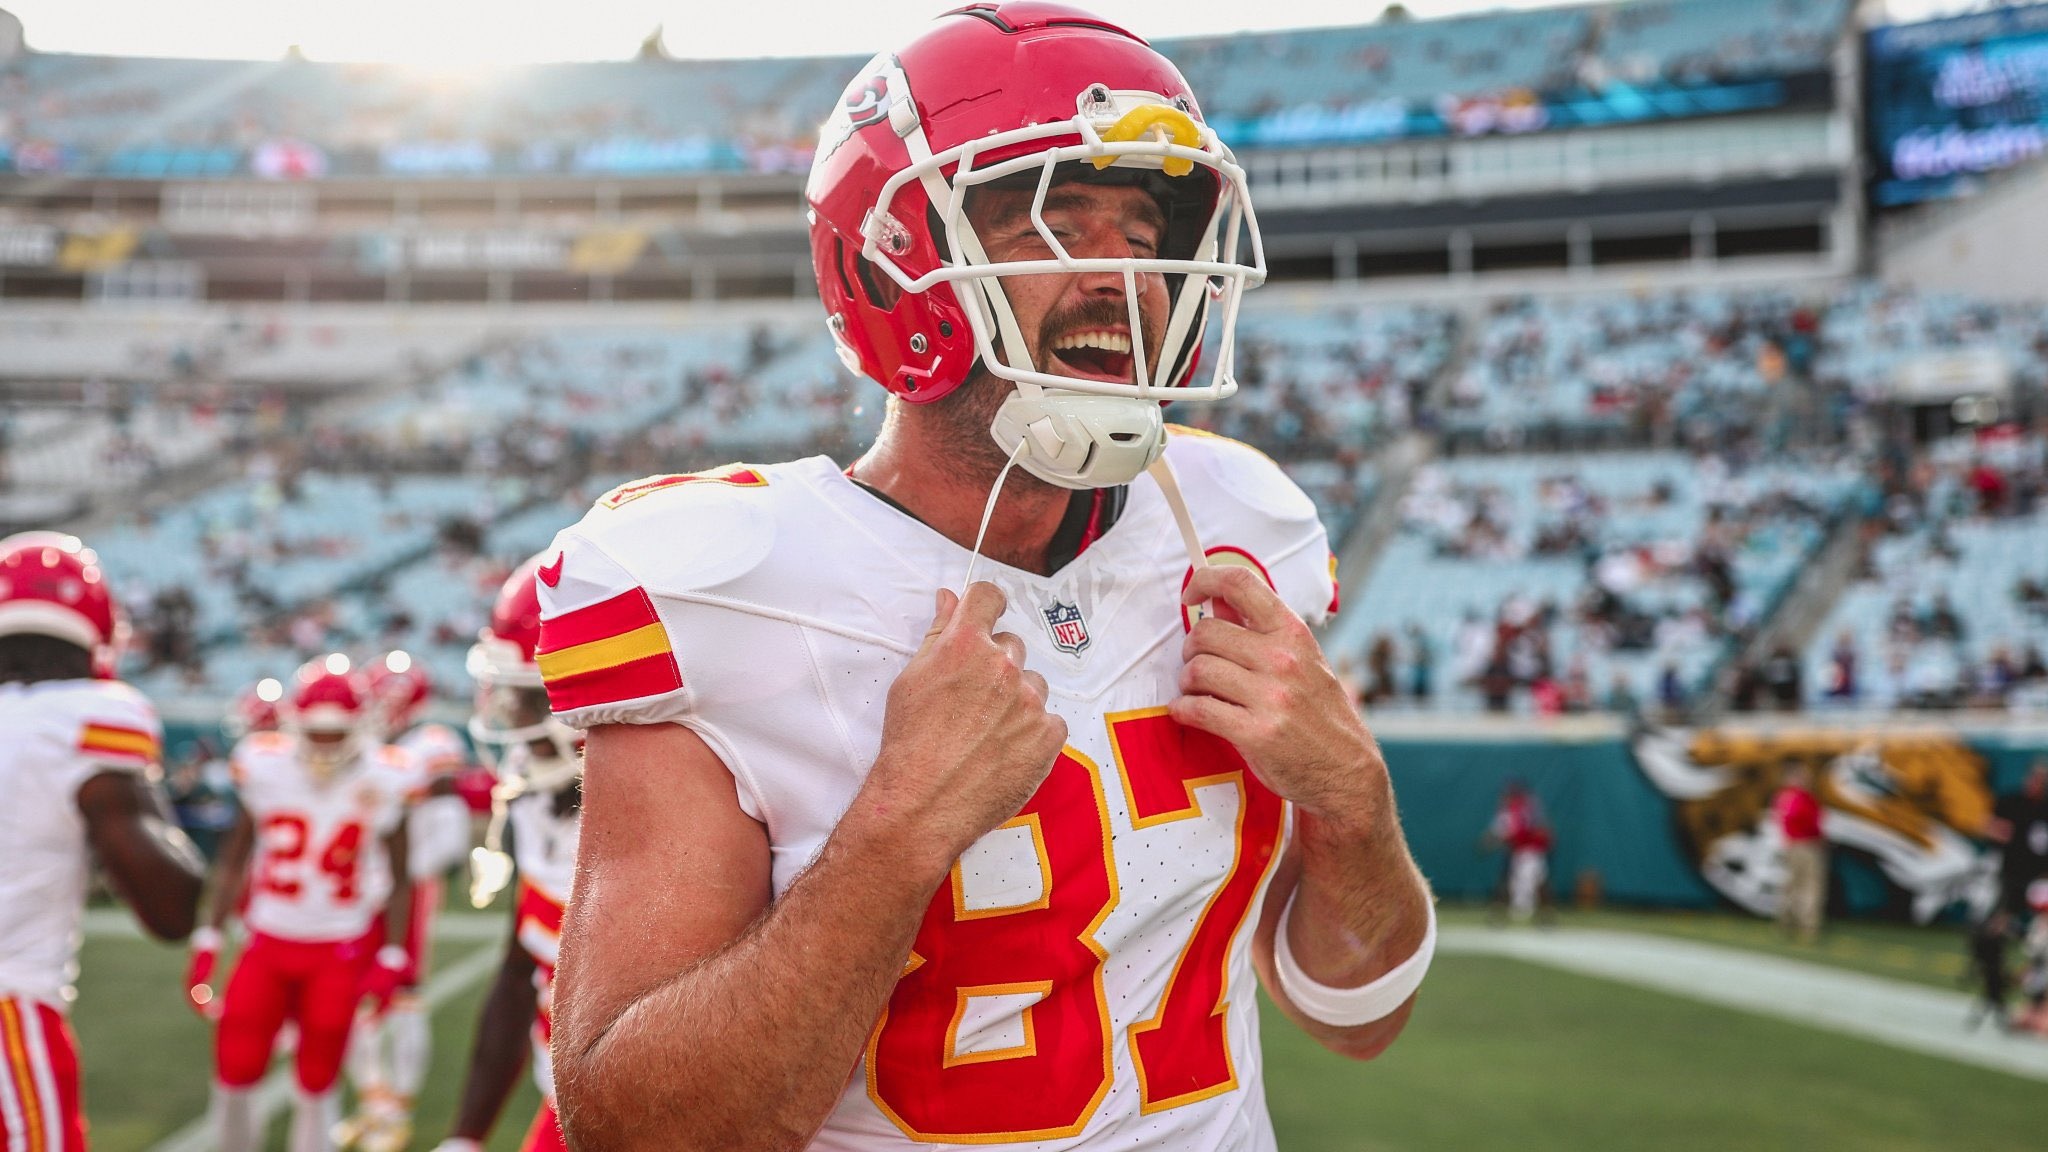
top-left (191, 926), bottom-right (223, 953)
top-left (375, 945), bottom-right (410, 970)
top-left (1273, 892), bottom-right (1436, 1027)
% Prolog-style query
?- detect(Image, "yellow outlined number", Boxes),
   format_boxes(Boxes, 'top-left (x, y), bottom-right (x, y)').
top-left (865, 712), bottom-right (1284, 1141)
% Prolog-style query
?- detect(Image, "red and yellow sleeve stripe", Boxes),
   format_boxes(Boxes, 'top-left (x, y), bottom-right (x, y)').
top-left (79, 722), bottom-right (161, 766)
top-left (538, 588), bottom-right (683, 713)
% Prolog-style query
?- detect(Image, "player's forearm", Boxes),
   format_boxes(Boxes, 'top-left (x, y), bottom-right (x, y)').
top-left (204, 820), bottom-right (254, 933)
top-left (449, 962), bottom-right (538, 1141)
top-left (1276, 757), bottom-right (1433, 1059)
top-left (554, 809), bottom-right (947, 1152)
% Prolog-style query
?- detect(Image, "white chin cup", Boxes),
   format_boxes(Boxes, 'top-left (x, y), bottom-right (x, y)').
top-left (990, 390), bottom-right (1165, 490)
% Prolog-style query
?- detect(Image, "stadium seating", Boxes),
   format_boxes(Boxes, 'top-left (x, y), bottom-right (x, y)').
top-left (1448, 289), bottom-right (1822, 441)
top-left (1801, 431), bottom-right (2048, 710)
top-left (1327, 449), bottom-right (1862, 712)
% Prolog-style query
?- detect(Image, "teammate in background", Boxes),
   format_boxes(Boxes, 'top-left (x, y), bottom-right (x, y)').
top-left (1483, 780), bottom-right (1555, 926)
top-left (542, 8), bottom-right (1433, 1148)
top-left (0, 531), bottom-right (206, 1152)
top-left (337, 652), bottom-right (474, 1152)
top-left (226, 678), bottom-right (286, 740)
top-left (189, 656), bottom-right (414, 1152)
top-left (432, 557), bottom-right (584, 1152)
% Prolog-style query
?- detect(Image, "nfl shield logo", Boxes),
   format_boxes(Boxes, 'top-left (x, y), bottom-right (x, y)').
top-left (1042, 600), bottom-right (1091, 656)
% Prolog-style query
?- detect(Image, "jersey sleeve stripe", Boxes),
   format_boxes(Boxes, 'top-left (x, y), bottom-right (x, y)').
top-left (536, 621), bottom-right (669, 682)
top-left (78, 723), bottom-right (160, 763)
top-left (538, 587), bottom-right (662, 654)
top-left (544, 651), bottom-right (683, 713)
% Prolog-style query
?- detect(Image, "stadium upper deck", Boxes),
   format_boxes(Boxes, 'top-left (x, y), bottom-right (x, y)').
top-left (0, 0), bottom-right (1858, 303)
top-left (0, 0), bottom-right (1846, 178)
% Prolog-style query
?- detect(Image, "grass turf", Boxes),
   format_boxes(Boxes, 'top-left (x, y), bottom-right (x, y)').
top-left (71, 931), bottom-right (539, 1152)
top-left (65, 910), bottom-right (2036, 1152)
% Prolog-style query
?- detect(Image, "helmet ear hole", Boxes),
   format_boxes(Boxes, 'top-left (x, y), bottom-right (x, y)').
top-left (854, 254), bottom-right (901, 311)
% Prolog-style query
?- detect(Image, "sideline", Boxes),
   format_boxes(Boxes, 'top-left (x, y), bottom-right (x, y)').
top-left (1441, 926), bottom-right (2048, 1083)
top-left (142, 941), bottom-right (504, 1152)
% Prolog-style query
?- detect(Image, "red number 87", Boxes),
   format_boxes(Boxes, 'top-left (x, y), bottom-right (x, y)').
top-left (865, 708), bottom-right (1285, 1142)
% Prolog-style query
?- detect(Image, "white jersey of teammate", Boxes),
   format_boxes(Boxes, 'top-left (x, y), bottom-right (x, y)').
top-left (395, 722), bottom-right (473, 880)
top-left (505, 761), bottom-right (581, 1101)
top-left (230, 732), bottom-right (413, 943)
top-left (0, 679), bottom-right (161, 1006)
top-left (541, 430), bottom-right (1336, 1151)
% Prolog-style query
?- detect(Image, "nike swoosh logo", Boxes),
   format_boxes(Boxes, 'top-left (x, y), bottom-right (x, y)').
top-left (537, 552), bottom-right (565, 588)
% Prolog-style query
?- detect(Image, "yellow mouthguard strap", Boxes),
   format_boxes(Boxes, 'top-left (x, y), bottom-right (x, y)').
top-left (1091, 104), bottom-right (1200, 177)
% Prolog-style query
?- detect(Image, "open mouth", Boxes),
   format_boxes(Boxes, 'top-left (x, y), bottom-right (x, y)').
top-left (1049, 328), bottom-right (1135, 383)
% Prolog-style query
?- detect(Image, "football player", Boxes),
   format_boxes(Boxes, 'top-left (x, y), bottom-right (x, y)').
top-left (431, 556), bottom-right (583, 1152)
top-left (336, 652), bottom-right (474, 1152)
top-left (538, 6), bottom-right (1433, 1150)
top-left (190, 656), bottom-right (414, 1152)
top-left (0, 531), bottom-right (205, 1152)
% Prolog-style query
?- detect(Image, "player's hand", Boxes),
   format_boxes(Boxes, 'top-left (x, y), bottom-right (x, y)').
top-left (868, 582), bottom-right (1068, 870)
top-left (360, 945), bottom-right (410, 1012)
top-left (1172, 564), bottom-right (1381, 827)
top-left (429, 1140), bottom-right (483, 1152)
top-left (185, 926), bottom-right (223, 1019)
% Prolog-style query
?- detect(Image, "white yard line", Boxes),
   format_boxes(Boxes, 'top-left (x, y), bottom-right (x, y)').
top-left (1441, 926), bottom-right (2048, 1083)
top-left (143, 942), bottom-right (504, 1152)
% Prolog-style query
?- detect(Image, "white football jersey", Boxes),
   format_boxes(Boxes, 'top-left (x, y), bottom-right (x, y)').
top-left (507, 778), bottom-right (580, 1102)
top-left (0, 679), bottom-right (161, 1006)
top-left (230, 732), bottom-right (412, 943)
top-left (539, 431), bottom-right (1335, 1151)
top-left (396, 722), bottom-right (474, 879)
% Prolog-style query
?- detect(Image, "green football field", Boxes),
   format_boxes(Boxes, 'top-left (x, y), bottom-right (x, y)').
top-left (64, 908), bottom-right (2042, 1152)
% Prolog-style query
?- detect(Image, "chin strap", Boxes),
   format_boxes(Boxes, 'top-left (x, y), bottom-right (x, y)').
top-left (961, 438), bottom-right (1031, 592)
top-left (1146, 454), bottom-right (1207, 572)
top-left (957, 447), bottom-right (1207, 607)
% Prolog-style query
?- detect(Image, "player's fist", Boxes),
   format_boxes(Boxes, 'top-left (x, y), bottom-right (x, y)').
top-left (871, 583), bottom-right (1067, 868)
top-left (185, 926), bottom-right (222, 1018)
top-left (429, 1140), bottom-right (483, 1152)
top-left (360, 945), bottom-right (410, 1012)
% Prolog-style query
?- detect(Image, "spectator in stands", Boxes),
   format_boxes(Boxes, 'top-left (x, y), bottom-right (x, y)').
top-left (1822, 630), bottom-right (1858, 704)
top-left (1925, 592), bottom-right (1965, 643)
top-left (1656, 662), bottom-right (1686, 721)
top-left (1773, 761), bottom-right (1827, 945)
top-left (1761, 644), bottom-right (1802, 712)
top-left (1364, 634), bottom-right (1398, 706)
top-left (1404, 623), bottom-right (1434, 704)
top-left (1603, 672), bottom-right (1640, 718)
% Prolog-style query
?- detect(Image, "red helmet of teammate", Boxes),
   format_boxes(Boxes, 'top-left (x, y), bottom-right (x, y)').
top-left (804, 3), bottom-right (1266, 488)
top-left (365, 649), bottom-right (432, 737)
top-left (225, 677), bottom-right (285, 741)
top-left (466, 555), bottom-right (579, 792)
top-left (282, 654), bottom-right (372, 780)
top-left (0, 531), bottom-right (126, 677)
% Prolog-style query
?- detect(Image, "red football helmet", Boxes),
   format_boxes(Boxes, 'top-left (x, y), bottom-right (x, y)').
top-left (366, 649), bottom-right (431, 737)
top-left (282, 654), bottom-right (372, 780)
top-left (466, 555), bottom-right (579, 793)
top-left (0, 531), bottom-right (125, 677)
top-left (225, 677), bottom-right (285, 741)
top-left (806, 2), bottom-right (1266, 489)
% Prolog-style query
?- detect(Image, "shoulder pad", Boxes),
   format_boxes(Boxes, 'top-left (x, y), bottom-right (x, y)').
top-left (555, 461), bottom-right (788, 600)
top-left (55, 680), bottom-right (162, 771)
top-left (595, 464), bottom-right (772, 510)
top-left (1164, 424), bottom-right (1320, 527)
